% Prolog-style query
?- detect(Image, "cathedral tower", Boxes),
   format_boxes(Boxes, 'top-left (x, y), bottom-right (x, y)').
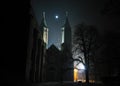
top-left (61, 12), bottom-right (73, 81)
top-left (39, 12), bottom-right (49, 82)
top-left (61, 12), bottom-right (72, 53)
top-left (39, 12), bottom-right (48, 48)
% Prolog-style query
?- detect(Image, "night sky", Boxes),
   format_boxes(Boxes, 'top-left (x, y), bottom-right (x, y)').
top-left (31, 0), bottom-right (113, 48)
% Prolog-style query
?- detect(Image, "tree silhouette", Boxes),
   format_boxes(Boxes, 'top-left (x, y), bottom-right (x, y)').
top-left (73, 23), bottom-right (100, 83)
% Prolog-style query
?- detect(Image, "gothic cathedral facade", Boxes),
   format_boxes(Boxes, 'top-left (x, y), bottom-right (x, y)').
top-left (25, 8), bottom-right (73, 82)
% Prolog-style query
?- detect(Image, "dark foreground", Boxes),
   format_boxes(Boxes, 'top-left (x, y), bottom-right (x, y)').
top-left (3, 80), bottom-right (120, 86)
top-left (12, 82), bottom-right (119, 86)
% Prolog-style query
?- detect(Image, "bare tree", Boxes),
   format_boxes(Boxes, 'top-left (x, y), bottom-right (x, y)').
top-left (73, 23), bottom-right (100, 83)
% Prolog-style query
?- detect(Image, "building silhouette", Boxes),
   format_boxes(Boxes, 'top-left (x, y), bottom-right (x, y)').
top-left (25, 7), bottom-right (73, 82)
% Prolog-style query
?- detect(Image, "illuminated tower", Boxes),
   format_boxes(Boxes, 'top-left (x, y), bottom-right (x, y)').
top-left (39, 12), bottom-right (48, 48)
top-left (61, 12), bottom-right (72, 53)
top-left (39, 12), bottom-right (48, 82)
top-left (61, 12), bottom-right (73, 81)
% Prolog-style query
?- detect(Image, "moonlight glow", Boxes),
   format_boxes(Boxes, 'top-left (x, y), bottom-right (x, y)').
top-left (55, 15), bottom-right (59, 19)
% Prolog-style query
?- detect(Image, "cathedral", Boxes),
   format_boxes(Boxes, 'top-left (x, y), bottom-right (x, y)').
top-left (25, 7), bottom-right (73, 83)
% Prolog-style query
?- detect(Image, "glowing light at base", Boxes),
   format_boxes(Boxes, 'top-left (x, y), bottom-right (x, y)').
top-left (77, 63), bottom-right (85, 70)
top-left (74, 62), bottom-right (85, 70)
top-left (74, 68), bottom-right (78, 82)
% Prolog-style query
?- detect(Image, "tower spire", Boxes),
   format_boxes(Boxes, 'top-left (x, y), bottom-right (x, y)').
top-left (40, 11), bottom-right (47, 27)
top-left (43, 12), bottom-right (45, 19)
top-left (61, 11), bottom-right (71, 50)
top-left (64, 11), bottom-right (70, 27)
top-left (66, 11), bottom-right (68, 17)
top-left (39, 12), bottom-right (48, 46)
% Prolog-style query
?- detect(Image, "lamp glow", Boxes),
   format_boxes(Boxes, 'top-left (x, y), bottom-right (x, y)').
top-left (76, 63), bottom-right (85, 70)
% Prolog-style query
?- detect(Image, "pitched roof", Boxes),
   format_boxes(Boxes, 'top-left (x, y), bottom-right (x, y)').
top-left (47, 44), bottom-right (60, 54)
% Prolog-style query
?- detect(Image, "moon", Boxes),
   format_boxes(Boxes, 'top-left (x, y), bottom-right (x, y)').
top-left (55, 15), bottom-right (59, 19)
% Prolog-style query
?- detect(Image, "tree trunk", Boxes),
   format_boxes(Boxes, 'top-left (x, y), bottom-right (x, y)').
top-left (84, 53), bottom-right (89, 83)
top-left (85, 61), bottom-right (89, 84)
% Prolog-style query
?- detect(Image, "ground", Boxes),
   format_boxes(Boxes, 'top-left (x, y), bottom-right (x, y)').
top-left (17, 82), bottom-right (105, 86)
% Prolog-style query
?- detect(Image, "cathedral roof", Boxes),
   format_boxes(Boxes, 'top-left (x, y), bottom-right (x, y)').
top-left (47, 44), bottom-right (60, 54)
